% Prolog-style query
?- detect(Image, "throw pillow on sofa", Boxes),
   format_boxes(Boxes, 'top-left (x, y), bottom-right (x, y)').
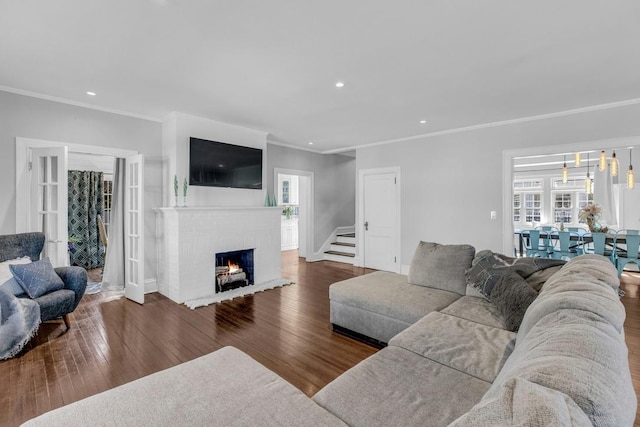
top-left (10, 258), bottom-right (64, 299)
top-left (489, 270), bottom-right (538, 332)
top-left (465, 250), bottom-right (513, 299)
top-left (0, 257), bottom-right (32, 296)
top-left (407, 241), bottom-right (475, 295)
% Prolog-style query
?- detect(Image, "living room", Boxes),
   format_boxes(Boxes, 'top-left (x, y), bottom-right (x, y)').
top-left (1, 1), bottom-right (640, 426)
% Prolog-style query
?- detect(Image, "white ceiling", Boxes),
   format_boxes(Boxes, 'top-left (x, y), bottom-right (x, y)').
top-left (1, 1), bottom-right (640, 153)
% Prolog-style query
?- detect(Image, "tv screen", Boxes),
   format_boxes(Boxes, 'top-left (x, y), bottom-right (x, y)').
top-left (189, 137), bottom-right (263, 189)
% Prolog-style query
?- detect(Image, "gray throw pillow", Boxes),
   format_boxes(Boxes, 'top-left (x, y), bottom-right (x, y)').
top-left (407, 241), bottom-right (475, 295)
top-left (465, 250), bottom-right (513, 299)
top-left (10, 258), bottom-right (64, 299)
top-left (490, 270), bottom-right (538, 332)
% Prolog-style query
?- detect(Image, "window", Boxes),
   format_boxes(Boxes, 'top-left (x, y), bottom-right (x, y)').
top-left (553, 193), bottom-right (572, 223)
top-left (282, 180), bottom-right (290, 204)
top-left (524, 193), bottom-right (542, 223)
top-left (513, 179), bottom-right (543, 225)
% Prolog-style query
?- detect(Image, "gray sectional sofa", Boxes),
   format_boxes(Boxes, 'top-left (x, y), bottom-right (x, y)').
top-left (22, 246), bottom-right (636, 426)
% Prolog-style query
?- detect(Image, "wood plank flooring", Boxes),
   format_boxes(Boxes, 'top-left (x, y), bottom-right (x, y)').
top-left (2, 253), bottom-right (640, 426)
top-left (1, 251), bottom-right (377, 427)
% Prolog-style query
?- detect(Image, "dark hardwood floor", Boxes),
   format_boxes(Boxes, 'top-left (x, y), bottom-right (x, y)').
top-left (1, 251), bottom-right (377, 427)
top-left (2, 253), bottom-right (639, 426)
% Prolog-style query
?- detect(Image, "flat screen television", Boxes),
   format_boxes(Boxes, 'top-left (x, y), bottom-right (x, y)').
top-left (189, 137), bottom-right (263, 189)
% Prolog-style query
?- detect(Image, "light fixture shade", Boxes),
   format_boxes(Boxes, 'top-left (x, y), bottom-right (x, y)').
top-left (628, 165), bottom-right (635, 189)
top-left (586, 176), bottom-right (593, 194)
top-left (562, 165), bottom-right (568, 183)
top-left (599, 150), bottom-right (607, 171)
top-left (575, 152), bottom-right (581, 167)
top-left (610, 150), bottom-right (618, 177)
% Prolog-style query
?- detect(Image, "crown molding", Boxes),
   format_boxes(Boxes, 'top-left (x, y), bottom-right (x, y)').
top-left (267, 139), bottom-right (322, 154)
top-left (321, 98), bottom-right (640, 154)
top-left (0, 86), bottom-right (162, 122)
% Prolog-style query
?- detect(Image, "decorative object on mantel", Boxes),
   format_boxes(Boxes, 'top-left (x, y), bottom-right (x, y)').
top-left (174, 175), bottom-right (179, 207)
top-left (183, 278), bottom-right (295, 309)
top-left (628, 148), bottom-right (635, 190)
top-left (264, 192), bottom-right (271, 207)
top-left (183, 178), bottom-right (188, 207)
top-left (578, 203), bottom-right (607, 233)
top-left (271, 193), bottom-right (277, 207)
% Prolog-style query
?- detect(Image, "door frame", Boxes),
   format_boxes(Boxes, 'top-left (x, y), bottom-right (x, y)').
top-left (16, 137), bottom-right (139, 232)
top-left (273, 168), bottom-right (314, 260)
top-left (356, 167), bottom-right (401, 273)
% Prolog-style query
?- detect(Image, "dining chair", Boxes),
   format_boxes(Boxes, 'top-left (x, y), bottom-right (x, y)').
top-left (525, 229), bottom-right (553, 258)
top-left (584, 232), bottom-right (615, 263)
top-left (551, 230), bottom-right (582, 261)
top-left (614, 230), bottom-right (640, 277)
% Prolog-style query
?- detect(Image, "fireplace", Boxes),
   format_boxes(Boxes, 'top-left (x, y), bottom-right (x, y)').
top-left (215, 249), bottom-right (255, 293)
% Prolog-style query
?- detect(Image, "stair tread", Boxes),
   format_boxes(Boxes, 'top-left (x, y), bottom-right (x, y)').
top-left (324, 250), bottom-right (356, 257)
top-left (331, 242), bottom-right (356, 247)
top-left (338, 233), bottom-right (356, 238)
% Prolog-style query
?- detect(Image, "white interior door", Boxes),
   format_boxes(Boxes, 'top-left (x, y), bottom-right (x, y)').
top-left (30, 147), bottom-right (68, 267)
top-left (124, 154), bottom-right (144, 304)
top-left (363, 171), bottom-right (399, 272)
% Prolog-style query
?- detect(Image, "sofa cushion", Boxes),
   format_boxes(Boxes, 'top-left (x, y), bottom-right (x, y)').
top-left (389, 312), bottom-right (516, 383)
top-left (449, 377), bottom-right (592, 426)
top-left (487, 307), bottom-right (636, 426)
top-left (313, 346), bottom-right (490, 427)
top-left (330, 271), bottom-right (460, 325)
top-left (440, 296), bottom-right (506, 329)
top-left (489, 270), bottom-right (538, 332)
top-left (10, 258), bottom-right (64, 299)
top-left (0, 257), bottom-right (32, 296)
top-left (22, 346), bottom-right (345, 427)
top-left (407, 241), bottom-right (475, 295)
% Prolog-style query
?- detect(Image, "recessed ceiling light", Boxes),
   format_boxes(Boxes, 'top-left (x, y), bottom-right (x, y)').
top-left (308, 142), bottom-right (314, 145)
top-left (335, 82), bottom-right (345, 88)
top-left (420, 120), bottom-right (427, 124)
top-left (86, 91), bottom-right (96, 96)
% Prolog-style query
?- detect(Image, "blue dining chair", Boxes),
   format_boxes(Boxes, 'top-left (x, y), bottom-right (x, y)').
top-left (584, 232), bottom-right (615, 263)
top-left (551, 230), bottom-right (582, 261)
top-left (525, 229), bottom-right (553, 258)
top-left (614, 231), bottom-right (640, 277)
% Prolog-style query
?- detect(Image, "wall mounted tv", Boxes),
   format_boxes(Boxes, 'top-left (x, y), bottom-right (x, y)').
top-left (189, 137), bottom-right (263, 190)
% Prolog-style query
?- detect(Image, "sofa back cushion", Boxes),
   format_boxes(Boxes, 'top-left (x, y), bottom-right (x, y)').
top-left (483, 254), bottom-right (636, 426)
top-left (407, 241), bottom-right (475, 295)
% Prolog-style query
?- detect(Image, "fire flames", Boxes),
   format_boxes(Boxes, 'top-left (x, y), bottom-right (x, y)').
top-left (228, 261), bottom-right (241, 274)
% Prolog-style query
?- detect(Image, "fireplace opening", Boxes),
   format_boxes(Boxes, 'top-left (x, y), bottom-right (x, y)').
top-left (215, 249), bottom-right (254, 293)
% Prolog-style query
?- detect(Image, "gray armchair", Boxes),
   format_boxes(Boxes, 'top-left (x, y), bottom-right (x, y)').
top-left (0, 232), bottom-right (87, 329)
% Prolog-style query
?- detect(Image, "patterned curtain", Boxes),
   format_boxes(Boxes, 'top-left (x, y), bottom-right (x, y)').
top-left (68, 170), bottom-right (105, 268)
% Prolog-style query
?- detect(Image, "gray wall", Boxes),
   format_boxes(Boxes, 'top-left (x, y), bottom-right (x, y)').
top-left (266, 143), bottom-right (356, 252)
top-left (0, 91), bottom-right (162, 279)
top-left (356, 103), bottom-right (640, 266)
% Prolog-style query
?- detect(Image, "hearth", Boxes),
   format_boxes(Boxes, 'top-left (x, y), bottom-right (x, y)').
top-left (215, 249), bottom-right (255, 293)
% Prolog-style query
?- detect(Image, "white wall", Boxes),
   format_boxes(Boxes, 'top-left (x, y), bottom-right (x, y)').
top-left (356, 102), bottom-right (640, 265)
top-left (266, 143), bottom-right (356, 252)
top-left (0, 90), bottom-right (162, 280)
top-left (68, 153), bottom-right (115, 175)
top-left (162, 112), bottom-right (268, 207)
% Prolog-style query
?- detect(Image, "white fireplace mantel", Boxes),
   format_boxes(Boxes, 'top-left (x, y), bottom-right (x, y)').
top-left (154, 206), bottom-right (282, 303)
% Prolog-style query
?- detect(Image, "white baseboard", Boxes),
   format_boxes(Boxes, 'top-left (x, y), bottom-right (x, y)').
top-left (144, 278), bottom-right (158, 294)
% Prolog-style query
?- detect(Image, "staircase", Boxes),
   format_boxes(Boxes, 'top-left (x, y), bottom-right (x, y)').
top-left (324, 232), bottom-right (356, 264)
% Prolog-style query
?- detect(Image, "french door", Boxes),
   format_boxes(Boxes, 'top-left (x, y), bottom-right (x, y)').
top-left (124, 154), bottom-right (145, 304)
top-left (30, 147), bottom-right (69, 267)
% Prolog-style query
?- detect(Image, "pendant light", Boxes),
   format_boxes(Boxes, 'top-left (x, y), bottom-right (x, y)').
top-left (610, 150), bottom-right (618, 177)
top-left (562, 155), bottom-right (568, 183)
top-left (585, 152), bottom-right (593, 194)
top-left (599, 150), bottom-right (607, 171)
top-left (575, 152), bottom-right (581, 167)
top-left (629, 149), bottom-right (635, 189)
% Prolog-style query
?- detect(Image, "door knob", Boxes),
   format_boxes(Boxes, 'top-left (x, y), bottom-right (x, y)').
top-left (364, 221), bottom-right (369, 231)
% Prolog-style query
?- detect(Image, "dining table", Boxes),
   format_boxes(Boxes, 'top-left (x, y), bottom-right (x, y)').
top-left (515, 229), bottom-right (627, 257)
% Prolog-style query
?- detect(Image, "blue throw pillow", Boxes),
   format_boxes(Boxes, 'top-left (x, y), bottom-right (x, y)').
top-left (10, 258), bottom-right (64, 299)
